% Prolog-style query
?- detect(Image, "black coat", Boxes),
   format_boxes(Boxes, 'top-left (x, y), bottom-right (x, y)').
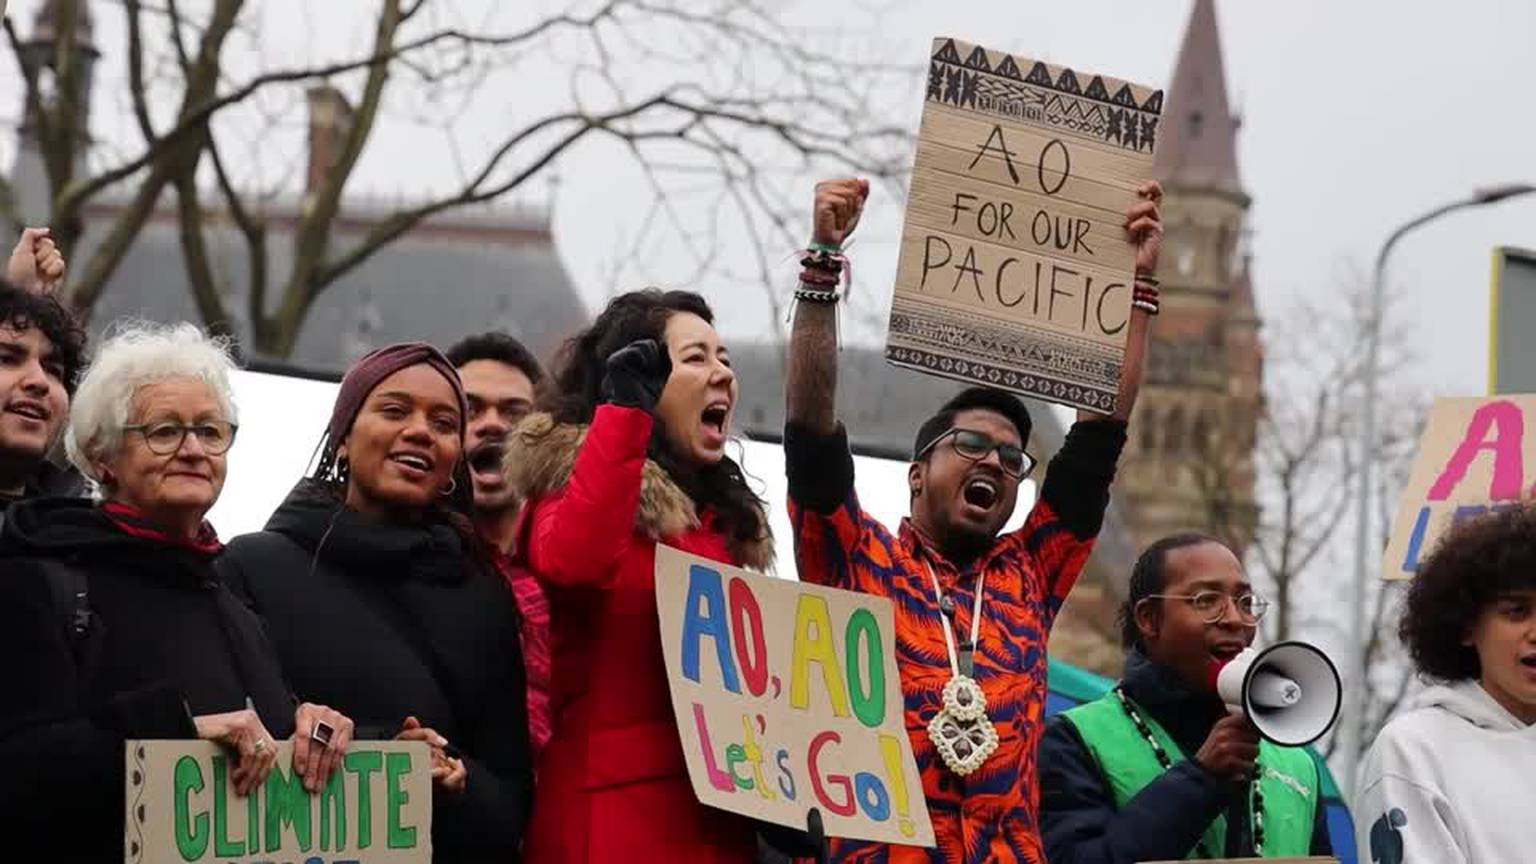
top-left (1038, 652), bottom-right (1334, 864)
top-left (0, 458), bottom-right (85, 530)
top-left (0, 497), bottom-right (294, 862)
top-left (219, 481), bottom-right (532, 862)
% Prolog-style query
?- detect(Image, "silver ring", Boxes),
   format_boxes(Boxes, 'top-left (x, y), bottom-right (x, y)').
top-left (252, 737), bottom-right (269, 754)
top-left (311, 720), bottom-right (335, 748)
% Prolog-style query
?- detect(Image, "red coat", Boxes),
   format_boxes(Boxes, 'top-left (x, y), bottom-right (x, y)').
top-left (508, 405), bottom-right (774, 863)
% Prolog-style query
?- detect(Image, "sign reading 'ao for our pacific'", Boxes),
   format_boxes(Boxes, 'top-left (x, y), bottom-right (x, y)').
top-left (654, 545), bottom-right (934, 846)
top-left (886, 37), bottom-right (1162, 413)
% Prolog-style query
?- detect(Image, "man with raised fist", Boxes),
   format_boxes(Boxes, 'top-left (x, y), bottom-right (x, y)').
top-left (782, 176), bottom-right (1159, 863)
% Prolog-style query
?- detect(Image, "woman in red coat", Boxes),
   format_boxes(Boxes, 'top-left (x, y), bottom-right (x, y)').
top-left (508, 290), bottom-right (809, 862)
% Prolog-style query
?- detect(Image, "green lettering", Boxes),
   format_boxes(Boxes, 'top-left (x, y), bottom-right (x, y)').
top-left (211, 756), bottom-right (244, 856)
top-left (320, 757), bottom-right (347, 851)
top-left (262, 762), bottom-right (312, 852)
top-left (173, 756), bottom-right (208, 861)
top-left (386, 751), bottom-right (417, 848)
top-left (845, 608), bottom-right (886, 727)
top-left (246, 773), bottom-right (259, 854)
top-left (725, 744), bottom-right (753, 790)
top-left (345, 749), bottom-right (383, 849)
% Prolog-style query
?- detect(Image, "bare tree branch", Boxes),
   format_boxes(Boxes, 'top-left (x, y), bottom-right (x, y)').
top-left (13, 0), bottom-right (910, 360)
top-left (64, 0), bottom-right (246, 317)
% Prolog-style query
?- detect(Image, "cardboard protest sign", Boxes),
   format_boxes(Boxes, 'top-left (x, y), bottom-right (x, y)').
top-left (125, 740), bottom-right (431, 863)
top-left (654, 544), bottom-right (935, 846)
top-left (886, 37), bottom-right (1163, 412)
top-left (1382, 395), bottom-right (1536, 579)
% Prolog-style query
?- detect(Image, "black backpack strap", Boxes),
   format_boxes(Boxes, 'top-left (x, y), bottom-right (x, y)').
top-left (37, 559), bottom-right (99, 671)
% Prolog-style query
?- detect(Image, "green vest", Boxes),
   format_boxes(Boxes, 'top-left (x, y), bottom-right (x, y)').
top-left (1062, 691), bottom-right (1319, 860)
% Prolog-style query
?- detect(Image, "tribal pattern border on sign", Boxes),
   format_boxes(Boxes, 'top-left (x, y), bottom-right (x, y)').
top-left (887, 298), bottom-right (1119, 411)
top-left (927, 38), bottom-right (1163, 152)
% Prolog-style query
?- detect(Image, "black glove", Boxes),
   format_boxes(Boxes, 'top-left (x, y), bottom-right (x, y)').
top-left (601, 338), bottom-right (670, 412)
top-left (758, 807), bottom-right (828, 863)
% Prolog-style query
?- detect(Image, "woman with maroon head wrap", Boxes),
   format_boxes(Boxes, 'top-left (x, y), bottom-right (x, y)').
top-left (220, 343), bottom-right (532, 862)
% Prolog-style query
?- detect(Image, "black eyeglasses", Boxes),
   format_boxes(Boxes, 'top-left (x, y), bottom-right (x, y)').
top-left (917, 428), bottom-right (1034, 479)
top-left (1143, 591), bottom-right (1271, 624)
top-left (123, 421), bottom-right (238, 456)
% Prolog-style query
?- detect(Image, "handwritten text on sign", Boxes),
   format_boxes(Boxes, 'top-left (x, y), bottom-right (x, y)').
top-left (125, 740), bottom-right (431, 864)
top-left (654, 545), bottom-right (935, 847)
top-left (886, 37), bottom-right (1162, 412)
top-left (1383, 395), bottom-right (1536, 578)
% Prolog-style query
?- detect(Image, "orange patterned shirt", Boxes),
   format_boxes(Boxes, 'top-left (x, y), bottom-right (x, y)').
top-left (786, 419), bottom-right (1125, 864)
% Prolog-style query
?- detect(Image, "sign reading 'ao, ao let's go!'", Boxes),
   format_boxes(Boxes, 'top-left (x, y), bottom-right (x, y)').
top-left (654, 545), bottom-right (935, 847)
top-left (125, 740), bottom-right (432, 863)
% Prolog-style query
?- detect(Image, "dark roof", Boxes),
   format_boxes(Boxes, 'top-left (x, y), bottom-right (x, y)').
top-left (1153, 0), bottom-right (1245, 199)
top-left (77, 200), bottom-right (588, 374)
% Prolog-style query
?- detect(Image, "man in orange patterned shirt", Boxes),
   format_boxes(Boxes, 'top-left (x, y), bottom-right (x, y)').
top-left (782, 178), bottom-right (1161, 863)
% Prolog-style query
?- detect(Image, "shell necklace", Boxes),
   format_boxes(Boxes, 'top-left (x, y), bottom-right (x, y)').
top-left (923, 561), bottom-right (998, 776)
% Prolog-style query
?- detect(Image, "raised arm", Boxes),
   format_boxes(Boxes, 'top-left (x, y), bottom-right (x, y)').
top-left (785, 179), bottom-right (892, 589)
top-left (1079, 180), bottom-right (1162, 423)
top-left (785, 178), bottom-right (867, 435)
top-left (520, 340), bottom-right (670, 588)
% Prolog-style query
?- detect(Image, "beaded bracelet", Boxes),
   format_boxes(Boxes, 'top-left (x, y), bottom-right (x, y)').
top-left (794, 286), bottom-right (840, 304)
top-left (801, 250), bottom-right (845, 274)
top-left (799, 266), bottom-right (840, 288)
top-left (1131, 299), bottom-right (1160, 315)
top-left (792, 245), bottom-right (851, 311)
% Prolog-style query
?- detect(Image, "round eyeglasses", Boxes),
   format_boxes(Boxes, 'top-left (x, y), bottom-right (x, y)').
top-left (123, 421), bottom-right (238, 456)
top-left (1143, 590), bottom-right (1270, 624)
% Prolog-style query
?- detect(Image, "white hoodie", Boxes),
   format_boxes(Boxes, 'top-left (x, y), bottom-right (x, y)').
top-left (1355, 680), bottom-right (1536, 864)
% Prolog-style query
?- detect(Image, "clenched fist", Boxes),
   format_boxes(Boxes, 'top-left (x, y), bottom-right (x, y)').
top-left (1123, 180), bottom-right (1163, 276)
top-left (6, 227), bottom-right (65, 295)
top-left (1194, 713), bottom-right (1260, 782)
top-left (811, 179), bottom-right (869, 249)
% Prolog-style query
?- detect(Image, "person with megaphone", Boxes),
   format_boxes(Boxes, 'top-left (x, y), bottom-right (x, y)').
top-left (1038, 533), bottom-right (1335, 862)
top-left (1356, 505), bottom-right (1536, 864)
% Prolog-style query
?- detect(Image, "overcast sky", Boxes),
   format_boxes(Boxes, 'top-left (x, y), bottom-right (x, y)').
top-left (4, 0), bottom-right (1534, 399)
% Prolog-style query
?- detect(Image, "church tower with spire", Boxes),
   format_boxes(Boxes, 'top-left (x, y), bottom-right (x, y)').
top-left (1119, 0), bottom-right (1264, 554)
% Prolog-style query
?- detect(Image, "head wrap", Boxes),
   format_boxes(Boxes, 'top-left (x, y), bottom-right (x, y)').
top-left (318, 342), bottom-right (473, 513)
top-left (328, 342), bottom-right (466, 444)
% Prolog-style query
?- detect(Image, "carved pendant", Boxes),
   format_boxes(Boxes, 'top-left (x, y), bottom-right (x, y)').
top-left (929, 676), bottom-right (998, 776)
top-left (941, 674), bottom-right (988, 722)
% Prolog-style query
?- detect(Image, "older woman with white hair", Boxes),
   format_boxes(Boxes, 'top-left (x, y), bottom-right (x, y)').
top-left (0, 322), bottom-right (352, 861)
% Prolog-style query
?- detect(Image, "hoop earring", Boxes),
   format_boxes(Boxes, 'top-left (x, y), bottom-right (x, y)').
top-left (441, 477), bottom-right (457, 497)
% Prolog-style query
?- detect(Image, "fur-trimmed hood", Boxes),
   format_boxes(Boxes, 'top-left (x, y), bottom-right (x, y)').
top-left (504, 412), bottom-right (773, 572)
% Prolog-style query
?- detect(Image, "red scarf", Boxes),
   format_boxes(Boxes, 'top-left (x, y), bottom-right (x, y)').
top-left (102, 501), bottom-right (224, 556)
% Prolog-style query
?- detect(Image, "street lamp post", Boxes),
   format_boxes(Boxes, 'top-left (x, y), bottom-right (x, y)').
top-left (1341, 182), bottom-right (1536, 796)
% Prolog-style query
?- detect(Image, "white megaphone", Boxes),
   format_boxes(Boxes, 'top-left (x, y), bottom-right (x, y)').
top-left (1210, 641), bottom-right (1342, 747)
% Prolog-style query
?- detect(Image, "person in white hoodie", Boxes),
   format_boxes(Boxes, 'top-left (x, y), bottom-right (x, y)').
top-left (1356, 504), bottom-right (1536, 864)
